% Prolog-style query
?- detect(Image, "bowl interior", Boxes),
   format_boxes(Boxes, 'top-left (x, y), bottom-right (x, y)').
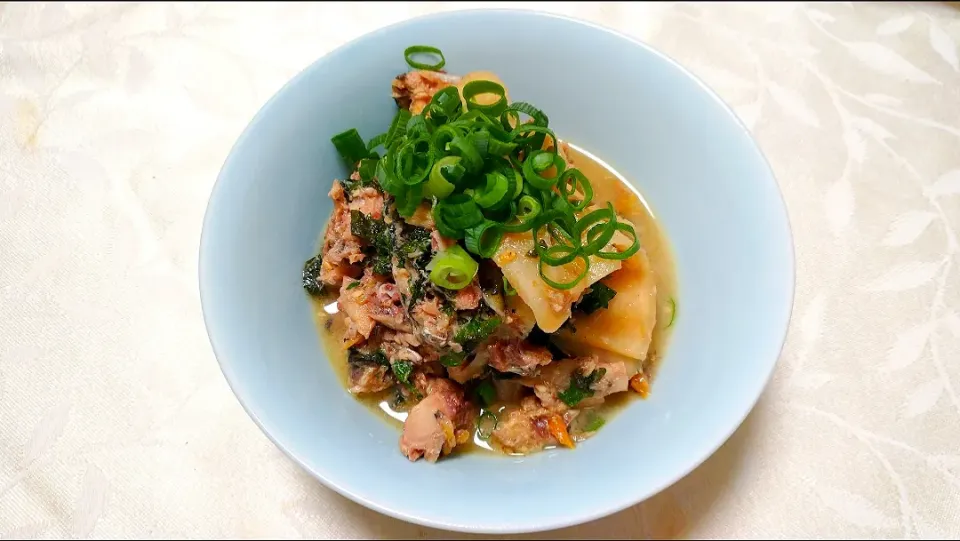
top-left (200, 10), bottom-right (793, 534)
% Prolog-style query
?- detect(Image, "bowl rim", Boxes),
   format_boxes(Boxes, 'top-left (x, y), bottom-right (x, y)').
top-left (199, 7), bottom-right (796, 534)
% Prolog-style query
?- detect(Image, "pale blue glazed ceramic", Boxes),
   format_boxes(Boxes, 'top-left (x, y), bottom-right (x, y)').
top-left (199, 9), bottom-right (794, 534)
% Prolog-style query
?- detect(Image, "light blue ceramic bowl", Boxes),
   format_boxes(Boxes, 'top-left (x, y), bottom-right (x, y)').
top-left (199, 9), bottom-right (794, 534)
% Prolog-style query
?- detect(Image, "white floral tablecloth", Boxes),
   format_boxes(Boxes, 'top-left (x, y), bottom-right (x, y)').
top-left (1, 2), bottom-right (959, 539)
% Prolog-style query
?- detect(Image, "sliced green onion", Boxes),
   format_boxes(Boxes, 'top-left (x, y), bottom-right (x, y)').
top-left (575, 203), bottom-right (617, 256)
top-left (538, 253), bottom-right (591, 290)
top-left (424, 156), bottom-right (460, 199)
top-left (522, 150), bottom-right (566, 190)
top-left (500, 196), bottom-right (541, 233)
top-left (375, 153), bottom-right (403, 195)
top-left (462, 80), bottom-right (508, 117)
top-left (558, 169), bottom-right (593, 211)
top-left (358, 158), bottom-right (378, 183)
top-left (517, 195), bottom-right (542, 220)
top-left (366, 132), bottom-right (387, 151)
top-left (437, 194), bottom-right (484, 229)
top-left (596, 221), bottom-right (641, 260)
top-left (405, 114), bottom-right (431, 140)
top-left (464, 220), bottom-right (504, 258)
top-left (487, 124), bottom-right (515, 145)
top-left (537, 243), bottom-right (580, 266)
top-left (450, 109), bottom-right (492, 128)
top-left (534, 228), bottom-right (578, 264)
top-left (428, 244), bottom-right (479, 290)
top-left (488, 157), bottom-right (524, 200)
top-left (666, 297), bottom-right (677, 328)
top-left (473, 171), bottom-right (513, 210)
top-left (533, 208), bottom-right (577, 239)
top-left (509, 172), bottom-right (524, 200)
top-left (477, 411), bottom-right (498, 440)
top-left (509, 123), bottom-right (556, 152)
top-left (502, 207), bottom-right (546, 236)
top-left (394, 136), bottom-right (434, 185)
top-left (426, 86), bottom-right (462, 121)
top-left (549, 190), bottom-right (574, 216)
top-left (434, 213), bottom-right (463, 239)
top-left (500, 101), bottom-right (549, 132)
top-left (481, 200), bottom-right (512, 224)
top-left (432, 124), bottom-right (465, 152)
top-left (583, 414), bottom-right (606, 432)
top-left (531, 208), bottom-right (582, 265)
top-left (520, 176), bottom-right (540, 198)
top-left (447, 135), bottom-right (484, 173)
top-left (385, 109), bottom-right (412, 147)
top-left (331, 128), bottom-right (368, 166)
top-left (395, 182), bottom-right (423, 218)
top-left (433, 194), bottom-right (484, 238)
top-left (441, 162), bottom-right (465, 184)
top-left (532, 151), bottom-right (553, 171)
top-left (503, 277), bottom-right (517, 296)
top-left (460, 110), bottom-right (514, 143)
top-left (547, 221), bottom-right (577, 247)
top-left (404, 45), bottom-right (445, 71)
top-left (465, 131), bottom-right (492, 166)
top-left (487, 136), bottom-right (518, 156)
top-left (332, 46), bottom-right (649, 296)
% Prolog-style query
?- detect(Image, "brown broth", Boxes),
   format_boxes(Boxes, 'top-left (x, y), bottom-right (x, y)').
top-left (308, 142), bottom-right (678, 455)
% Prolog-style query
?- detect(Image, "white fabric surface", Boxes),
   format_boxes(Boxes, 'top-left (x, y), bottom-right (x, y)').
top-left (1, 2), bottom-right (959, 539)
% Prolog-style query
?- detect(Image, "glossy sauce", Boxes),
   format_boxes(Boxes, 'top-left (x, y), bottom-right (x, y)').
top-left (309, 144), bottom-right (677, 455)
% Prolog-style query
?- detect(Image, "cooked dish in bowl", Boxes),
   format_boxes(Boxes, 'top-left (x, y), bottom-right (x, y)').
top-left (302, 46), bottom-right (677, 463)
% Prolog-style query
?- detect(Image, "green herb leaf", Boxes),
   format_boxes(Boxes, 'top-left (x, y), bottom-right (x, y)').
top-left (346, 281), bottom-right (361, 290)
top-left (558, 368), bottom-right (606, 407)
top-left (391, 359), bottom-right (422, 400)
top-left (476, 378), bottom-right (496, 407)
top-left (400, 226), bottom-right (432, 257)
top-left (350, 210), bottom-right (383, 243)
top-left (574, 282), bottom-right (617, 315)
top-left (407, 274), bottom-right (428, 310)
top-left (391, 360), bottom-right (414, 384)
top-left (453, 315), bottom-right (502, 351)
top-left (440, 351), bottom-right (467, 367)
top-left (302, 255), bottom-right (324, 297)
top-left (350, 210), bottom-right (395, 276)
top-left (358, 158), bottom-right (379, 184)
top-left (348, 349), bottom-right (389, 366)
top-left (439, 300), bottom-right (456, 316)
top-left (371, 253), bottom-right (393, 276)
